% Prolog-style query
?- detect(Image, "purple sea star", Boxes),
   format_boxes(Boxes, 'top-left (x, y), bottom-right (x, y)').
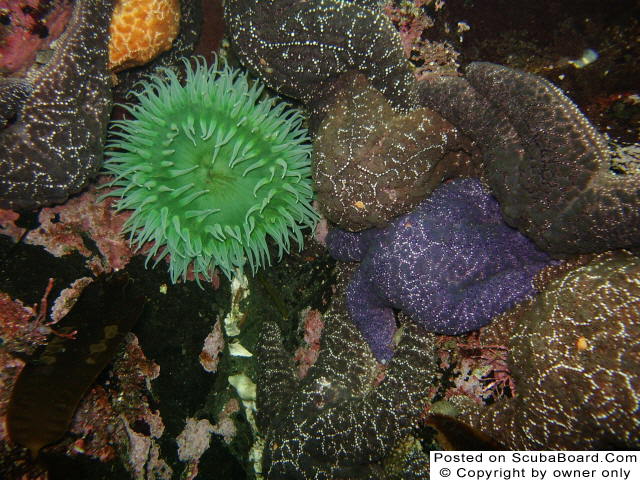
top-left (326, 178), bottom-right (552, 362)
top-left (0, 0), bottom-right (114, 210)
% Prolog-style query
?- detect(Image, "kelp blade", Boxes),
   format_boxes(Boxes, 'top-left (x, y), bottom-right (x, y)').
top-left (7, 272), bottom-right (145, 458)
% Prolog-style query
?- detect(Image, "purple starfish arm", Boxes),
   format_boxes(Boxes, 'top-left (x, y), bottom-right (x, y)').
top-left (346, 268), bottom-right (398, 364)
top-left (325, 227), bottom-right (382, 262)
top-left (402, 268), bottom-right (540, 334)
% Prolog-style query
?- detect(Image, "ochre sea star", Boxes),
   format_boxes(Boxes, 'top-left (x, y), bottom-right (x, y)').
top-left (256, 266), bottom-right (435, 479)
top-left (419, 62), bottom-right (640, 255)
top-left (0, 0), bottom-right (114, 210)
top-left (224, 0), bottom-right (417, 112)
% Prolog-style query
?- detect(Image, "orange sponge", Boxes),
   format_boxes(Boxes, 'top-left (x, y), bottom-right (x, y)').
top-left (108, 0), bottom-right (180, 72)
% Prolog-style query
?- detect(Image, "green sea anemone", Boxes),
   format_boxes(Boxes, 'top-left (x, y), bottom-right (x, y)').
top-left (102, 56), bottom-right (318, 283)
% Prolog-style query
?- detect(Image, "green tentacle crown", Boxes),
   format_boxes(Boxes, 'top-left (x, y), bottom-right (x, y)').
top-left (102, 57), bottom-right (318, 283)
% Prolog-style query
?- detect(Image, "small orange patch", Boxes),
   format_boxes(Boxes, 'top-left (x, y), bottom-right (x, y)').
top-left (109, 0), bottom-right (181, 72)
top-left (354, 200), bottom-right (365, 210)
top-left (576, 336), bottom-right (589, 351)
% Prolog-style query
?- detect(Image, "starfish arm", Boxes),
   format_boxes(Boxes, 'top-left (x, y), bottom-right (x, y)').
top-left (425, 269), bottom-right (540, 335)
top-left (419, 62), bottom-right (640, 254)
top-left (282, 323), bottom-right (435, 472)
top-left (416, 73), bottom-right (528, 226)
top-left (255, 320), bottom-right (300, 432)
top-left (373, 323), bottom-right (436, 421)
top-left (347, 266), bottom-right (397, 363)
top-left (0, 78), bottom-right (32, 128)
top-left (224, 0), bottom-right (416, 111)
top-left (325, 227), bottom-right (370, 261)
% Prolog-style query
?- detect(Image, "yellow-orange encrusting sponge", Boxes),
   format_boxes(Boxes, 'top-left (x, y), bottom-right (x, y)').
top-left (108, 0), bottom-right (180, 72)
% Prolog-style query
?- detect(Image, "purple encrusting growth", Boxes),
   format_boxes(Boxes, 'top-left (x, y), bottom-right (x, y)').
top-left (326, 179), bottom-right (553, 362)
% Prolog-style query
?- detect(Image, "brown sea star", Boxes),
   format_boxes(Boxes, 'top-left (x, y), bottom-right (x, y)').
top-left (419, 62), bottom-right (640, 255)
top-left (0, 0), bottom-right (114, 211)
top-left (453, 251), bottom-right (640, 448)
top-left (313, 72), bottom-right (476, 231)
top-left (224, 0), bottom-right (417, 113)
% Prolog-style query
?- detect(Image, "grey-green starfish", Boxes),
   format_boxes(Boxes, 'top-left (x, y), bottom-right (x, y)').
top-left (0, 0), bottom-right (114, 210)
top-left (256, 267), bottom-right (435, 479)
top-left (419, 62), bottom-right (640, 254)
top-left (224, 0), bottom-right (417, 112)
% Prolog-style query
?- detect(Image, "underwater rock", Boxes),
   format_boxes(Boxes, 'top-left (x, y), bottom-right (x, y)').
top-left (25, 185), bottom-right (133, 274)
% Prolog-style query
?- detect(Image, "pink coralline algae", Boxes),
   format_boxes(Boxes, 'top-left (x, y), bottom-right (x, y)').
top-left (177, 418), bottom-right (216, 480)
top-left (49, 277), bottom-right (93, 323)
top-left (112, 336), bottom-right (170, 480)
top-left (199, 318), bottom-right (224, 373)
top-left (382, 0), bottom-right (459, 78)
top-left (212, 398), bottom-right (240, 445)
top-left (0, 282), bottom-right (54, 354)
top-left (435, 333), bottom-right (514, 405)
top-left (25, 186), bottom-right (133, 274)
top-left (0, 208), bottom-right (26, 242)
top-left (382, 0), bottom-right (435, 59)
top-left (65, 386), bottom-right (119, 462)
top-left (59, 335), bottom-right (167, 476)
top-left (0, 0), bottom-right (73, 74)
top-left (293, 307), bottom-right (324, 379)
